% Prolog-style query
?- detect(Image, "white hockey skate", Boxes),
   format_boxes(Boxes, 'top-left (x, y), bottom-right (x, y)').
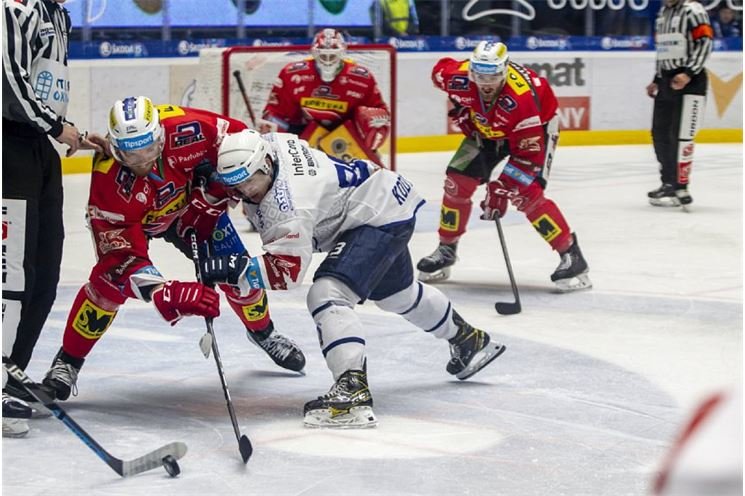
top-left (304, 369), bottom-right (377, 429)
top-left (551, 233), bottom-right (592, 293)
top-left (417, 243), bottom-right (457, 283)
top-left (2, 392), bottom-right (31, 438)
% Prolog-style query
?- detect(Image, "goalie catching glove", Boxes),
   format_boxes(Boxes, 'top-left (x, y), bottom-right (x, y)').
top-left (152, 280), bottom-right (220, 325)
top-left (354, 106), bottom-right (390, 151)
top-left (480, 180), bottom-right (510, 220)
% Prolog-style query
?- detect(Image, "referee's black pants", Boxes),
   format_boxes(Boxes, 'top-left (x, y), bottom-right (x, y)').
top-left (651, 70), bottom-right (708, 189)
top-left (2, 121), bottom-right (64, 371)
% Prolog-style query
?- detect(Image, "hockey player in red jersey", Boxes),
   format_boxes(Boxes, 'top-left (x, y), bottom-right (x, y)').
top-left (40, 96), bottom-right (306, 401)
top-left (258, 28), bottom-right (391, 167)
top-left (417, 41), bottom-right (591, 292)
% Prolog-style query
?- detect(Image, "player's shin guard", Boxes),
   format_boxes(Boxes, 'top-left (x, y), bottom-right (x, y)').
top-left (374, 281), bottom-right (457, 340)
top-left (307, 278), bottom-right (366, 379)
top-left (61, 284), bottom-right (119, 360)
top-left (223, 286), bottom-right (271, 332)
top-left (437, 172), bottom-right (480, 245)
top-left (521, 193), bottom-right (573, 254)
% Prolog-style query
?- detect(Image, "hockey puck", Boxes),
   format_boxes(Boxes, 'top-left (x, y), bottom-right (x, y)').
top-left (162, 455), bottom-right (180, 477)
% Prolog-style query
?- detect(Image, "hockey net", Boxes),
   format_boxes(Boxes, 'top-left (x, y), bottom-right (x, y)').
top-left (193, 45), bottom-right (397, 170)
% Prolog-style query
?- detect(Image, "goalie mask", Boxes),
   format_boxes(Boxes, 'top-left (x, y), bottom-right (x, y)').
top-left (469, 41), bottom-right (509, 100)
top-left (108, 96), bottom-right (164, 175)
top-left (311, 28), bottom-right (347, 83)
top-left (217, 129), bottom-right (272, 187)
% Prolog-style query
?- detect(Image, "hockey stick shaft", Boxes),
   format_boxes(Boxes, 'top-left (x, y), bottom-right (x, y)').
top-left (494, 215), bottom-right (521, 315)
top-left (3, 359), bottom-right (186, 477)
top-left (188, 232), bottom-right (253, 463)
top-left (233, 70), bottom-right (257, 128)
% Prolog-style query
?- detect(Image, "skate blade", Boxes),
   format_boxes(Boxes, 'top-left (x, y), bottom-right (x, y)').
top-left (554, 273), bottom-right (592, 293)
top-left (417, 267), bottom-right (451, 283)
top-left (2, 419), bottom-right (30, 438)
top-left (456, 341), bottom-right (507, 381)
top-left (649, 197), bottom-right (682, 208)
top-left (304, 406), bottom-right (378, 429)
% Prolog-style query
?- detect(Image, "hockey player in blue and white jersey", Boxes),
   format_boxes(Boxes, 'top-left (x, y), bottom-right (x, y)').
top-left (201, 129), bottom-right (507, 428)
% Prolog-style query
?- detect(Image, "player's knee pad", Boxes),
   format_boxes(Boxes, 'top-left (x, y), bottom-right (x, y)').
top-left (374, 281), bottom-right (456, 340)
top-left (307, 277), bottom-right (366, 379)
top-left (439, 172), bottom-right (480, 243)
top-left (63, 283), bottom-right (120, 357)
top-left (222, 285), bottom-right (271, 331)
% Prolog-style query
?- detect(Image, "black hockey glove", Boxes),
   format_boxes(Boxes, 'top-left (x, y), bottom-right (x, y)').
top-left (202, 253), bottom-right (250, 288)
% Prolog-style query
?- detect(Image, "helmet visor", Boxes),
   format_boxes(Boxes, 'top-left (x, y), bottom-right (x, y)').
top-left (470, 71), bottom-right (505, 87)
top-left (110, 136), bottom-right (163, 171)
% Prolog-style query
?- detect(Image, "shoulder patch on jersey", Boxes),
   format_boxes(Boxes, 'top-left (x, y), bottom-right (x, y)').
top-left (497, 94), bottom-right (517, 112)
top-left (348, 65), bottom-right (371, 78)
top-left (157, 104), bottom-right (185, 120)
top-left (169, 121), bottom-right (206, 148)
top-left (448, 75), bottom-right (470, 91)
top-left (459, 61), bottom-right (470, 72)
top-left (93, 154), bottom-right (116, 175)
top-left (286, 61), bottom-right (311, 73)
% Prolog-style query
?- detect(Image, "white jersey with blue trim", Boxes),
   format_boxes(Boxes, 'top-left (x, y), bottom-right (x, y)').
top-left (243, 132), bottom-right (424, 290)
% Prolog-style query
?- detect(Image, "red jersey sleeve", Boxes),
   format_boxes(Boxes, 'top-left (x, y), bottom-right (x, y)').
top-left (86, 156), bottom-right (155, 303)
top-left (431, 57), bottom-right (464, 91)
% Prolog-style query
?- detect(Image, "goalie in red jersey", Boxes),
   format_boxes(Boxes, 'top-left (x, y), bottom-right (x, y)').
top-left (417, 41), bottom-right (591, 292)
top-left (258, 28), bottom-right (391, 167)
top-left (39, 96), bottom-right (306, 402)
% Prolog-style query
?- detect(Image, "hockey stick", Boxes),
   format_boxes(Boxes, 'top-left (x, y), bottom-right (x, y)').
top-left (493, 214), bottom-right (521, 315)
top-left (188, 231), bottom-right (253, 463)
top-left (233, 70), bottom-right (257, 128)
top-left (3, 359), bottom-right (186, 477)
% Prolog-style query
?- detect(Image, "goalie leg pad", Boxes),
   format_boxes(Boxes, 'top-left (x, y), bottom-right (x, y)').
top-left (307, 277), bottom-right (366, 379)
top-left (317, 121), bottom-right (382, 166)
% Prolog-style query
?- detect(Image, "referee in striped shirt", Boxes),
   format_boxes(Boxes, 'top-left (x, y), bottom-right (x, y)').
top-left (2, 0), bottom-right (104, 436)
top-left (646, 0), bottom-right (713, 208)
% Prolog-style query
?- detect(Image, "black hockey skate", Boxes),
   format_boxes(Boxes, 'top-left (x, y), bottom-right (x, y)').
top-left (4, 376), bottom-right (51, 418)
top-left (447, 311), bottom-right (506, 380)
top-left (42, 349), bottom-right (85, 401)
top-left (551, 233), bottom-right (592, 292)
top-left (304, 368), bottom-right (377, 428)
top-left (417, 243), bottom-right (457, 283)
top-left (247, 321), bottom-right (306, 373)
top-left (2, 392), bottom-right (32, 438)
top-left (648, 184), bottom-right (693, 210)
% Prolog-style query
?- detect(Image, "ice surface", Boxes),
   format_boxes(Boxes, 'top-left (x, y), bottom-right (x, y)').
top-left (2, 144), bottom-right (741, 496)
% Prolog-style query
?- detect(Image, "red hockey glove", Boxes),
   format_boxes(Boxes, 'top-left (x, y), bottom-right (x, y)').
top-left (354, 106), bottom-right (391, 150)
top-left (448, 104), bottom-right (478, 139)
top-left (152, 280), bottom-right (220, 326)
top-left (480, 180), bottom-right (510, 220)
top-left (176, 187), bottom-right (229, 242)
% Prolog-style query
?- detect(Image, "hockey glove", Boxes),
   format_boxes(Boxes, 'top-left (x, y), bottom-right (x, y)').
top-left (202, 253), bottom-right (254, 295)
top-left (176, 187), bottom-right (229, 242)
top-left (448, 104), bottom-right (478, 139)
top-left (480, 180), bottom-right (510, 220)
top-left (152, 280), bottom-right (220, 326)
top-left (354, 106), bottom-right (391, 150)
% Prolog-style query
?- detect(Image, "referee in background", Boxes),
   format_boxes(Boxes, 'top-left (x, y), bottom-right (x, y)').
top-left (2, 0), bottom-right (103, 437)
top-left (646, 0), bottom-right (713, 208)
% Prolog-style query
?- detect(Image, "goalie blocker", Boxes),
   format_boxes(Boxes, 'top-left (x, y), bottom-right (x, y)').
top-left (300, 106), bottom-right (390, 167)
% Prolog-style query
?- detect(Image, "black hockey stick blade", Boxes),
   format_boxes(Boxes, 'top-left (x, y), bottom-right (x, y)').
top-left (494, 217), bottom-right (522, 315)
top-left (3, 359), bottom-right (187, 478)
top-left (239, 434), bottom-right (253, 463)
top-left (495, 301), bottom-right (521, 315)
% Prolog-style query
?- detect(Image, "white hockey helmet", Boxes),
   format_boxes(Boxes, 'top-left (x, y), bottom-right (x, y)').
top-left (217, 129), bottom-right (272, 187)
top-left (311, 28), bottom-right (347, 83)
top-left (107, 96), bottom-right (164, 172)
top-left (469, 41), bottom-right (509, 87)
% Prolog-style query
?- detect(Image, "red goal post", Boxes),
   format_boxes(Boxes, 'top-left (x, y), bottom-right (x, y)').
top-left (194, 44), bottom-right (397, 170)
